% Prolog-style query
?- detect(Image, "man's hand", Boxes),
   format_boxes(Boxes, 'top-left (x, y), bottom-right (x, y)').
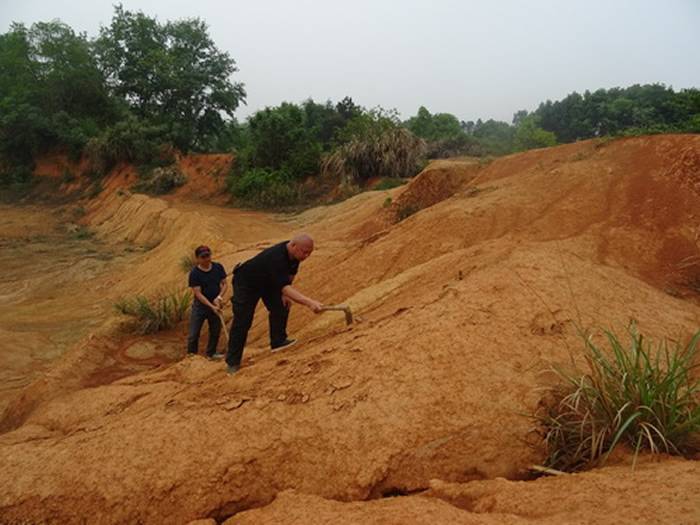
top-left (282, 295), bottom-right (293, 309)
top-left (213, 295), bottom-right (223, 309)
top-left (306, 299), bottom-right (324, 314)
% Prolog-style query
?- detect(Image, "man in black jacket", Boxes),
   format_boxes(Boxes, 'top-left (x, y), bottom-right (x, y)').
top-left (226, 233), bottom-right (323, 374)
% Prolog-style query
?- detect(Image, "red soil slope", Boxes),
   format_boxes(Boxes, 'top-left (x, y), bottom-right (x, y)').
top-left (0, 135), bottom-right (698, 524)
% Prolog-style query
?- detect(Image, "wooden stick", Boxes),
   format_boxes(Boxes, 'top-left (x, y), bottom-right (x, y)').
top-left (528, 465), bottom-right (567, 476)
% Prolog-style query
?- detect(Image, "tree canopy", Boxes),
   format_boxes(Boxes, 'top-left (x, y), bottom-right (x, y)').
top-left (0, 7), bottom-right (698, 204)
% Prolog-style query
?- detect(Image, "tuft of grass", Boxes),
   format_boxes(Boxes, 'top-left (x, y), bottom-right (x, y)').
top-left (534, 326), bottom-right (700, 472)
top-left (180, 253), bottom-right (196, 273)
top-left (61, 168), bottom-right (76, 184)
top-left (373, 177), bottom-right (406, 191)
top-left (114, 289), bottom-right (191, 334)
top-left (88, 180), bottom-right (103, 198)
top-left (395, 203), bottom-right (420, 222)
top-left (72, 225), bottom-right (94, 240)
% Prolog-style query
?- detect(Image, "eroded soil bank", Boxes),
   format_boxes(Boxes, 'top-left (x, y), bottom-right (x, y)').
top-left (0, 135), bottom-right (699, 524)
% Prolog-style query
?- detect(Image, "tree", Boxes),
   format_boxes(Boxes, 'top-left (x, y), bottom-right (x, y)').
top-left (238, 102), bottom-right (321, 179)
top-left (473, 119), bottom-right (515, 155)
top-left (95, 5), bottom-right (245, 151)
top-left (513, 115), bottom-right (557, 151)
top-left (0, 21), bottom-right (113, 167)
top-left (405, 106), bottom-right (463, 141)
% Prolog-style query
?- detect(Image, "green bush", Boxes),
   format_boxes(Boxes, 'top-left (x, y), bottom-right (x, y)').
top-left (84, 116), bottom-right (170, 173)
top-left (535, 326), bottom-right (700, 472)
top-left (0, 164), bottom-right (34, 186)
top-left (114, 289), bottom-right (191, 334)
top-left (229, 167), bottom-right (300, 208)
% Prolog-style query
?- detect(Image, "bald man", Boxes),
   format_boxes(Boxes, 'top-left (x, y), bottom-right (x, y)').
top-left (226, 234), bottom-right (323, 373)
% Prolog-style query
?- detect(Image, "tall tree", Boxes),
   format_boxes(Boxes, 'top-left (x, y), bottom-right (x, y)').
top-left (95, 5), bottom-right (245, 151)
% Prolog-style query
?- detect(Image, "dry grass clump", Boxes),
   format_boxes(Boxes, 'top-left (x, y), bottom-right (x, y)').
top-left (535, 326), bottom-right (700, 472)
top-left (321, 127), bottom-right (426, 183)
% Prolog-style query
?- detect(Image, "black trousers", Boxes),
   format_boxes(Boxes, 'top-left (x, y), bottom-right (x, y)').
top-left (226, 276), bottom-right (289, 367)
top-left (187, 302), bottom-right (222, 356)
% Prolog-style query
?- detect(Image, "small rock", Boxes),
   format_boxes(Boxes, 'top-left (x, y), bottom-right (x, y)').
top-left (331, 377), bottom-right (353, 390)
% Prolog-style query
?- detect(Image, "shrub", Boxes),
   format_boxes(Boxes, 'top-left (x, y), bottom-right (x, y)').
top-left (61, 168), bottom-right (76, 184)
top-left (71, 225), bottom-right (94, 240)
top-left (395, 202), bottom-right (419, 222)
top-left (0, 164), bottom-right (34, 186)
top-left (133, 164), bottom-right (187, 195)
top-left (373, 177), bottom-right (406, 191)
top-left (535, 326), bottom-right (700, 472)
top-left (426, 134), bottom-right (484, 159)
top-left (114, 289), bottom-right (191, 334)
top-left (87, 180), bottom-right (103, 198)
top-left (228, 167), bottom-right (300, 208)
top-left (322, 127), bottom-right (426, 183)
top-left (180, 253), bottom-right (195, 273)
top-left (84, 116), bottom-right (170, 173)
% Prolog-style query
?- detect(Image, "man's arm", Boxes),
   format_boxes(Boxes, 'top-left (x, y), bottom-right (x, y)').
top-left (192, 286), bottom-right (218, 311)
top-left (282, 285), bottom-right (323, 313)
top-left (216, 278), bottom-right (228, 306)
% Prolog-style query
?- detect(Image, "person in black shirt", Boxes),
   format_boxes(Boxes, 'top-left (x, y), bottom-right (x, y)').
top-left (187, 245), bottom-right (228, 359)
top-left (226, 233), bottom-right (323, 374)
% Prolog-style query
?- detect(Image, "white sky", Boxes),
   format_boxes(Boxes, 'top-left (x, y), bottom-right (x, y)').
top-left (2, 0), bottom-right (699, 123)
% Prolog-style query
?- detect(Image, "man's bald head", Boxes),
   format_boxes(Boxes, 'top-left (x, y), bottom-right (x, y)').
top-left (288, 233), bottom-right (314, 261)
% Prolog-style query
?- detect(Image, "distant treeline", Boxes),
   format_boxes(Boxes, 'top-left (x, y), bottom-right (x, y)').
top-left (1, 6), bottom-right (698, 205)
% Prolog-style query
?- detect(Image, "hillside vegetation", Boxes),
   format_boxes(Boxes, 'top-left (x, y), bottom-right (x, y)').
top-left (1, 6), bottom-right (698, 206)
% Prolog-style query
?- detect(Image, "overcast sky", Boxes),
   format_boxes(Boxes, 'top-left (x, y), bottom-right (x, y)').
top-left (2, 0), bottom-right (698, 123)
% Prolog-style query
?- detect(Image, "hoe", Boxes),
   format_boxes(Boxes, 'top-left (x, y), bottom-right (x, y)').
top-left (320, 304), bottom-right (354, 325)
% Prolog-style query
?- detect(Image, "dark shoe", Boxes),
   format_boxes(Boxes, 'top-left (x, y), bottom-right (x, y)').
top-left (271, 339), bottom-right (297, 352)
top-left (226, 365), bottom-right (240, 375)
top-left (207, 352), bottom-right (225, 361)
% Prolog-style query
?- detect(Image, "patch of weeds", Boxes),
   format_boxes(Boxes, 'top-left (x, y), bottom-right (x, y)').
top-left (477, 156), bottom-right (494, 167)
top-left (594, 136), bottom-right (615, 149)
top-left (373, 177), bottom-right (406, 191)
top-left (114, 289), bottom-right (192, 334)
top-left (133, 164), bottom-right (187, 195)
top-left (61, 168), bottom-right (76, 184)
top-left (180, 253), bottom-right (196, 273)
top-left (382, 197), bottom-right (392, 208)
top-left (72, 206), bottom-right (87, 220)
top-left (88, 181), bottom-right (103, 198)
top-left (85, 169), bottom-right (104, 181)
top-left (395, 203), bottom-right (420, 222)
top-left (533, 325), bottom-right (700, 472)
top-left (72, 225), bottom-right (94, 240)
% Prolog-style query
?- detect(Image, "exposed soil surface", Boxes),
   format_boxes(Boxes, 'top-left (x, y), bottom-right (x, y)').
top-left (0, 135), bottom-right (699, 524)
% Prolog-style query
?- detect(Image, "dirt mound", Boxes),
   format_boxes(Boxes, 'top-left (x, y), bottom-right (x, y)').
top-left (32, 151), bottom-right (233, 203)
top-left (226, 459), bottom-right (700, 524)
top-left (390, 158), bottom-right (481, 219)
top-left (1, 135), bottom-right (699, 523)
